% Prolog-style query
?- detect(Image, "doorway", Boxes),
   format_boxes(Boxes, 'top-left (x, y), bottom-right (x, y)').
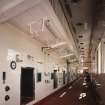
top-left (53, 70), bottom-right (58, 89)
top-left (21, 67), bottom-right (35, 105)
top-left (63, 71), bottom-right (65, 84)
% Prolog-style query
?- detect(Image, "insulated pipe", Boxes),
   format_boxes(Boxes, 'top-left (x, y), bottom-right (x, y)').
top-left (45, 18), bottom-right (78, 59)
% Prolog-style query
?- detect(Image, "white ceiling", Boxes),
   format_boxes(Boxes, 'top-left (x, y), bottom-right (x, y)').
top-left (8, 0), bottom-right (64, 45)
top-left (0, 0), bottom-right (78, 61)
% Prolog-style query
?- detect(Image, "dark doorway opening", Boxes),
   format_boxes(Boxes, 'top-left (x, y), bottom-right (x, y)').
top-left (63, 71), bottom-right (66, 84)
top-left (21, 67), bottom-right (35, 105)
top-left (53, 70), bottom-right (58, 89)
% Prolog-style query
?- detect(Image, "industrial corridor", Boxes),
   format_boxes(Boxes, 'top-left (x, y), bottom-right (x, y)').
top-left (0, 0), bottom-right (105, 105)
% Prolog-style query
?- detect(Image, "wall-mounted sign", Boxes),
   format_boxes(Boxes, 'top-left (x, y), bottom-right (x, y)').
top-left (37, 73), bottom-right (42, 82)
top-left (10, 61), bottom-right (16, 70)
top-left (44, 72), bottom-right (50, 76)
top-left (16, 54), bottom-right (23, 62)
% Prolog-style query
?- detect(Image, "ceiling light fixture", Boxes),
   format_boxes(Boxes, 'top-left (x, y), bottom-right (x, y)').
top-left (80, 42), bottom-right (84, 44)
top-left (76, 22), bottom-right (83, 26)
top-left (78, 35), bottom-right (83, 38)
top-left (60, 53), bottom-right (73, 58)
top-left (50, 42), bottom-right (67, 48)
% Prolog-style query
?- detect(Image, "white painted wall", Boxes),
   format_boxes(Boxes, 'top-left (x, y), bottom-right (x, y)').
top-left (101, 39), bottom-right (105, 73)
top-left (92, 41), bottom-right (104, 74)
top-left (0, 23), bottom-right (77, 105)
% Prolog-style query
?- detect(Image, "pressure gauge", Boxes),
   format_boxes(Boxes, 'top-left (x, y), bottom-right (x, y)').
top-left (10, 61), bottom-right (16, 70)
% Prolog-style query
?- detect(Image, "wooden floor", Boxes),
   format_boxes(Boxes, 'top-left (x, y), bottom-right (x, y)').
top-left (34, 76), bottom-right (104, 105)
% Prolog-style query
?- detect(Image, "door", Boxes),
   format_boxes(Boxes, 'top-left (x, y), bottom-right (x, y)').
top-left (63, 71), bottom-right (65, 84)
top-left (21, 67), bottom-right (35, 105)
top-left (53, 70), bottom-right (58, 89)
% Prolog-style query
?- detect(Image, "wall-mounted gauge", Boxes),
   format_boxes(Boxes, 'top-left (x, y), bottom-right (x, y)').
top-left (10, 61), bottom-right (16, 70)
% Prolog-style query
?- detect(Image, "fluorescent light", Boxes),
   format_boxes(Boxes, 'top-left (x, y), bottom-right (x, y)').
top-left (60, 53), bottom-right (73, 58)
top-left (50, 42), bottom-right (66, 48)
